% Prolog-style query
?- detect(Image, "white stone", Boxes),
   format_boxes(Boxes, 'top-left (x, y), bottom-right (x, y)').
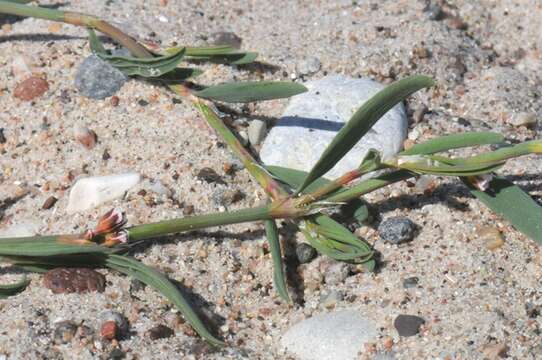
top-left (247, 119), bottom-right (267, 145)
top-left (260, 75), bottom-right (407, 179)
top-left (280, 309), bottom-right (377, 360)
top-left (0, 220), bottom-right (42, 238)
top-left (67, 173), bottom-right (141, 213)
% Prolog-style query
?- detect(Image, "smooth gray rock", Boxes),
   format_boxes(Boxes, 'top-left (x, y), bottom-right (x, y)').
top-left (75, 55), bottom-right (127, 99)
top-left (247, 119), bottom-right (267, 145)
top-left (280, 309), bottom-right (377, 360)
top-left (260, 75), bottom-right (407, 179)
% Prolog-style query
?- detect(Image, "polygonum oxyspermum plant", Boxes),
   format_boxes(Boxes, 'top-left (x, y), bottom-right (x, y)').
top-left (0, 0), bottom-right (541, 346)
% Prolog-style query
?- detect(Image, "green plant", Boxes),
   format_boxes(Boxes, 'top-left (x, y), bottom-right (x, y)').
top-left (1, 0), bottom-right (541, 347)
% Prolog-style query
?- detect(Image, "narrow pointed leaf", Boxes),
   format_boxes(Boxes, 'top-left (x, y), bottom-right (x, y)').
top-left (194, 81), bottom-right (307, 103)
top-left (0, 275), bottom-right (29, 299)
top-left (465, 177), bottom-right (542, 246)
top-left (401, 132), bottom-right (505, 156)
top-left (88, 29), bottom-right (186, 78)
top-left (182, 46), bottom-right (258, 64)
top-left (264, 220), bottom-right (290, 302)
top-left (105, 254), bottom-right (225, 346)
top-left (0, 235), bottom-right (117, 256)
top-left (393, 155), bottom-right (504, 176)
top-left (297, 75), bottom-right (434, 193)
top-left (457, 140), bottom-right (542, 165)
top-left (156, 67), bottom-right (203, 83)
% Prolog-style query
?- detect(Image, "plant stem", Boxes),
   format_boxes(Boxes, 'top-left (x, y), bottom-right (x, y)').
top-left (0, 1), bottom-right (151, 57)
top-left (128, 205), bottom-right (273, 241)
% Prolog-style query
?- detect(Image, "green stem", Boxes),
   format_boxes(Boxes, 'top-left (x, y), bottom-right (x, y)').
top-left (0, 1), bottom-right (151, 57)
top-left (128, 205), bottom-right (273, 241)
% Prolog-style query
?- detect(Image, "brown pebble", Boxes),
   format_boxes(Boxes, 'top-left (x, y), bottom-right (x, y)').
top-left (183, 204), bottom-right (195, 215)
top-left (41, 196), bottom-right (58, 210)
top-left (100, 321), bottom-right (118, 340)
top-left (73, 126), bottom-right (97, 149)
top-left (13, 76), bottom-right (49, 101)
top-left (47, 23), bottom-right (62, 33)
top-left (480, 343), bottom-right (508, 360)
top-left (447, 16), bottom-right (468, 30)
top-left (43, 268), bottom-right (106, 294)
top-left (110, 95), bottom-right (120, 107)
top-left (476, 226), bottom-right (505, 250)
top-left (102, 149), bottom-right (111, 160)
top-left (412, 105), bottom-right (428, 123)
top-left (146, 325), bottom-right (174, 340)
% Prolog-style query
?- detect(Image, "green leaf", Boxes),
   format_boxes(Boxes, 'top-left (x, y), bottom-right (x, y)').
top-left (301, 215), bottom-right (375, 271)
top-left (105, 254), bottom-right (225, 346)
top-left (156, 67), bottom-right (203, 83)
top-left (194, 81), bottom-right (307, 103)
top-left (87, 29), bottom-right (186, 78)
top-left (0, 275), bottom-right (29, 299)
top-left (401, 132), bottom-right (505, 156)
top-left (183, 46), bottom-right (258, 64)
top-left (465, 177), bottom-right (542, 246)
top-left (264, 220), bottom-right (290, 302)
top-left (0, 235), bottom-right (117, 257)
top-left (392, 155), bottom-right (505, 176)
top-left (297, 75), bottom-right (435, 193)
top-left (457, 140), bottom-right (542, 165)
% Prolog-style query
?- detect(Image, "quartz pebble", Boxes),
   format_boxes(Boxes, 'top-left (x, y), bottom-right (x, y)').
top-left (260, 75), bottom-right (407, 179)
top-left (280, 309), bottom-right (377, 360)
top-left (43, 268), bottom-right (106, 294)
top-left (73, 125), bottom-right (97, 149)
top-left (53, 320), bottom-right (78, 344)
top-left (476, 226), bottom-right (505, 250)
top-left (247, 119), bottom-right (267, 145)
top-left (508, 112), bottom-right (537, 128)
top-left (66, 173), bottom-right (141, 213)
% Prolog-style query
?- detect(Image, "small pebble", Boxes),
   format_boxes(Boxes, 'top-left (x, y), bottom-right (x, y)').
top-left (403, 277), bottom-right (419, 289)
top-left (0, 128), bottom-right (6, 144)
top-left (476, 226), bottom-right (504, 250)
top-left (75, 55), bottom-right (127, 99)
top-left (129, 278), bottom-right (146, 293)
top-left (53, 320), bottom-right (78, 344)
top-left (447, 16), bottom-right (468, 30)
top-left (426, 4), bottom-right (445, 21)
top-left (183, 204), bottom-right (195, 215)
top-left (394, 314), bottom-right (425, 337)
top-left (73, 125), bottom-right (97, 149)
top-left (13, 76), bottom-right (49, 101)
top-left (296, 243), bottom-right (317, 263)
top-left (196, 167), bottom-right (224, 184)
top-left (319, 290), bottom-right (343, 309)
top-left (525, 302), bottom-right (540, 318)
top-left (480, 343), bottom-right (508, 359)
top-left (110, 95), bottom-right (120, 107)
top-left (212, 188), bottom-right (245, 207)
top-left (146, 324), bottom-right (174, 340)
top-left (412, 105), bottom-right (428, 123)
top-left (209, 31), bottom-right (242, 49)
top-left (41, 196), bottom-right (58, 210)
top-left (297, 57), bottom-right (321, 76)
top-left (107, 348), bottom-right (126, 359)
top-left (378, 217), bottom-right (417, 244)
top-left (43, 268), bottom-right (106, 294)
top-left (100, 311), bottom-right (129, 339)
top-left (508, 112), bottom-right (537, 129)
top-left (247, 119), bottom-right (267, 145)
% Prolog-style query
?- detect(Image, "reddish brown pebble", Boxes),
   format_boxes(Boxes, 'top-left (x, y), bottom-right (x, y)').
top-left (41, 196), bottom-right (58, 210)
top-left (13, 76), bottom-right (49, 101)
top-left (74, 126), bottom-right (97, 149)
top-left (110, 95), bottom-right (120, 107)
top-left (100, 321), bottom-right (118, 340)
top-left (43, 268), bottom-right (106, 294)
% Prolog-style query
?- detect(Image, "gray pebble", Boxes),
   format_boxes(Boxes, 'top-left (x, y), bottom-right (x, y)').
top-left (75, 55), bottom-right (127, 100)
top-left (296, 243), bottom-right (317, 263)
top-left (426, 4), bottom-right (445, 21)
top-left (212, 188), bottom-right (245, 207)
top-left (403, 276), bottom-right (420, 289)
top-left (247, 119), bottom-right (267, 145)
top-left (319, 290), bottom-right (343, 308)
top-left (394, 314), bottom-right (425, 337)
top-left (53, 320), bottom-right (78, 344)
top-left (378, 217), bottom-right (417, 244)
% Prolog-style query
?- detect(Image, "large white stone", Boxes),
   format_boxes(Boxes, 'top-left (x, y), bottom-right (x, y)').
top-left (260, 75), bottom-right (407, 179)
top-left (67, 173), bottom-right (141, 213)
top-left (280, 309), bottom-right (377, 360)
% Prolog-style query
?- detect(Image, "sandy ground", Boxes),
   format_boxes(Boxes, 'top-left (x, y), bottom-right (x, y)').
top-left (0, 0), bottom-right (541, 359)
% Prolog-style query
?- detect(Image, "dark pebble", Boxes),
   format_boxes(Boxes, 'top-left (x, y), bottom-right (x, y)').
top-left (526, 303), bottom-right (540, 318)
top-left (102, 149), bottom-right (111, 161)
top-left (183, 204), bottom-right (195, 215)
top-left (211, 188), bottom-right (245, 207)
top-left (53, 320), bottom-right (78, 344)
top-left (378, 217), bottom-right (417, 244)
top-left (403, 276), bottom-right (420, 289)
top-left (43, 268), bottom-right (106, 294)
top-left (0, 128), bottom-right (5, 144)
top-left (137, 99), bottom-right (149, 107)
top-left (394, 314), bottom-right (425, 337)
top-left (209, 31), bottom-right (242, 49)
top-left (426, 4), bottom-right (445, 21)
top-left (196, 167), bottom-right (224, 184)
top-left (146, 324), bottom-right (174, 340)
top-left (129, 278), bottom-right (146, 293)
top-left (107, 348), bottom-right (126, 360)
top-left (74, 55), bottom-right (127, 100)
top-left (296, 243), bottom-right (317, 263)
top-left (41, 196), bottom-right (58, 210)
